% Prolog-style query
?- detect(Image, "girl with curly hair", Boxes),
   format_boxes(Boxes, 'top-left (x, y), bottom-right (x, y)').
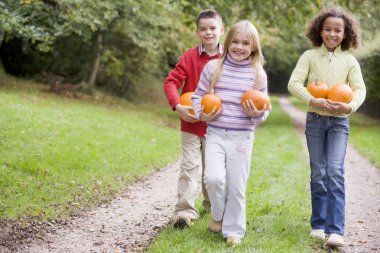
top-left (288, 6), bottom-right (366, 247)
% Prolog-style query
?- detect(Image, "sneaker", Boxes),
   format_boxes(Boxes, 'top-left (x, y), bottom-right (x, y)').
top-left (310, 229), bottom-right (325, 241)
top-left (173, 216), bottom-right (192, 229)
top-left (326, 234), bottom-right (345, 247)
top-left (226, 236), bottom-right (241, 247)
top-left (208, 218), bottom-right (222, 233)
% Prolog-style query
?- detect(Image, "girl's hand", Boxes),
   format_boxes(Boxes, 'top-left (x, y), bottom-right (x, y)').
top-left (325, 100), bottom-right (352, 114)
top-left (309, 98), bottom-right (351, 114)
top-left (242, 100), bottom-right (266, 117)
top-left (175, 104), bottom-right (200, 123)
top-left (200, 105), bottom-right (222, 122)
top-left (309, 98), bottom-right (335, 111)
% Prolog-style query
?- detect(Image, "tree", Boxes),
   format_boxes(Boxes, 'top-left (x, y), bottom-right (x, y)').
top-left (1, 0), bottom-right (379, 102)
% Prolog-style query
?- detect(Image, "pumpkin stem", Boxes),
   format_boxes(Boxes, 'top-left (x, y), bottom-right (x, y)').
top-left (315, 78), bottom-right (318, 86)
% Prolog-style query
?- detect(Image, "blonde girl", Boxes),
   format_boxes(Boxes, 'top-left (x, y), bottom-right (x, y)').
top-left (192, 20), bottom-right (271, 246)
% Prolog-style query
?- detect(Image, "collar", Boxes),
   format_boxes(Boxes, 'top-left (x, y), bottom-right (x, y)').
top-left (199, 43), bottom-right (223, 56)
top-left (226, 53), bottom-right (252, 66)
top-left (320, 43), bottom-right (343, 57)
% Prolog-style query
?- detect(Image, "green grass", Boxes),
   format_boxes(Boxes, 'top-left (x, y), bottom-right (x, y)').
top-left (0, 76), bottom-right (181, 220)
top-left (147, 97), bottom-right (321, 253)
top-left (288, 96), bottom-right (380, 168)
top-left (349, 114), bottom-right (380, 167)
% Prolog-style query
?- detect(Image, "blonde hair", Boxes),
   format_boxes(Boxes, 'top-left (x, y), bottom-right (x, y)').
top-left (209, 20), bottom-right (265, 92)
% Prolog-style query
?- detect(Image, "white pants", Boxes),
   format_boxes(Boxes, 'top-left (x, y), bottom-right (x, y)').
top-left (205, 127), bottom-right (254, 238)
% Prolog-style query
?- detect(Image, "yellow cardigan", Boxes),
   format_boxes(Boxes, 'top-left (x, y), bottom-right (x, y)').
top-left (288, 44), bottom-right (366, 117)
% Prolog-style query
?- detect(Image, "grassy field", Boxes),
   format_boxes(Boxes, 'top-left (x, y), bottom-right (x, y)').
top-left (0, 75), bottom-right (181, 220)
top-left (147, 97), bottom-right (321, 253)
top-left (288, 96), bottom-right (380, 168)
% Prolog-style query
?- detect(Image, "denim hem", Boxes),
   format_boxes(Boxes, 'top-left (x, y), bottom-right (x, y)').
top-left (311, 226), bottom-right (325, 230)
top-left (325, 231), bottom-right (344, 236)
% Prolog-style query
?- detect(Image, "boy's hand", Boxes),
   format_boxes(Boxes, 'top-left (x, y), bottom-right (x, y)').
top-left (242, 100), bottom-right (266, 117)
top-left (175, 104), bottom-right (199, 123)
top-left (200, 105), bottom-right (221, 122)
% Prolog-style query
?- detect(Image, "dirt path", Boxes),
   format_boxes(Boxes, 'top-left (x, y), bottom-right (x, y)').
top-left (280, 97), bottom-right (380, 253)
top-left (11, 160), bottom-right (181, 253)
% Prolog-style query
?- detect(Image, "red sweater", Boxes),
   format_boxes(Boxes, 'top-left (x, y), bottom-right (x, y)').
top-left (164, 45), bottom-right (221, 137)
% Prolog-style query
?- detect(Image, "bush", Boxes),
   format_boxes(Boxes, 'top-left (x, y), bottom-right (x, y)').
top-left (359, 50), bottom-right (380, 118)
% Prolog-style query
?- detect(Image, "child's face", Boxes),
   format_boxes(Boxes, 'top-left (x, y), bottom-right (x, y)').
top-left (196, 18), bottom-right (224, 48)
top-left (228, 30), bottom-right (252, 62)
top-left (320, 17), bottom-right (345, 52)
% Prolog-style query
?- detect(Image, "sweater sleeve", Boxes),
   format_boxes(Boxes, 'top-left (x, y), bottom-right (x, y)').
top-left (288, 52), bottom-right (313, 105)
top-left (251, 70), bottom-right (271, 124)
top-left (347, 57), bottom-right (366, 113)
top-left (163, 53), bottom-right (188, 110)
top-left (192, 61), bottom-right (214, 119)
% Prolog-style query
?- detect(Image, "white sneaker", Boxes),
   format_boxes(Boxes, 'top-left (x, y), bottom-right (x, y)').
top-left (310, 229), bottom-right (325, 241)
top-left (226, 236), bottom-right (241, 247)
top-left (326, 234), bottom-right (345, 247)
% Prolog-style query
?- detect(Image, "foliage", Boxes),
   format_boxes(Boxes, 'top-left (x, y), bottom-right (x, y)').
top-left (0, 35), bottom-right (95, 83)
top-left (0, 0), bottom-right (120, 51)
top-left (0, 0), bottom-right (379, 105)
top-left (359, 49), bottom-right (380, 118)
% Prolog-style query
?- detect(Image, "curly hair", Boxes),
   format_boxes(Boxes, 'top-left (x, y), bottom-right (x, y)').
top-left (306, 6), bottom-right (360, 51)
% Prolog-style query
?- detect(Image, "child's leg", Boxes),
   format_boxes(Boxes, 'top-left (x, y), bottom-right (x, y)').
top-left (204, 130), bottom-right (227, 222)
top-left (325, 117), bottom-right (349, 236)
top-left (174, 132), bottom-right (202, 221)
top-left (305, 113), bottom-right (328, 231)
top-left (222, 131), bottom-right (254, 239)
top-left (201, 137), bottom-right (211, 212)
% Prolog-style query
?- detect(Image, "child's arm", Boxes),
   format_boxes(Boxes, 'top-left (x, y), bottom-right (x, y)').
top-left (288, 52), bottom-right (332, 112)
top-left (328, 58), bottom-right (366, 115)
top-left (347, 57), bottom-right (366, 113)
top-left (163, 54), bottom-right (189, 110)
top-left (248, 72), bottom-right (271, 124)
top-left (288, 52), bottom-right (313, 105)
top-left (192, 61), bottom-right (221, 121)
top-left (176, 104), bottom-right (200, 123)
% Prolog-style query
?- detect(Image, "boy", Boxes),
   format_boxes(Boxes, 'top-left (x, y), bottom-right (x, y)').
top-left (163, 9), bottom-right (224, 229)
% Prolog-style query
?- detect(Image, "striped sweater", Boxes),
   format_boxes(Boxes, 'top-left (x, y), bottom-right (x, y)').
top-left (192, 54), bottom-right (270, 131)
top-left (288, 43), bottom-right (366, 116)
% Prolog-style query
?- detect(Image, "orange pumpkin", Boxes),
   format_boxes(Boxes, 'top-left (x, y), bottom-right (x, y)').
top-left (241, 90), bottom-right (270, 110)
top-left (327, 84), bottom-right (354, 103)
top-left (201, 94), bottom-right (222, 114)
top-left (307, 79), bottom-right (329, 98)
top-left (180, 92), bottom-right (196, 116)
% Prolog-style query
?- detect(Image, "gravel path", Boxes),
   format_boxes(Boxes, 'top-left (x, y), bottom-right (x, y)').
top-left (14, 160), bottom-right (181, 253)
top-left (280, 97), bottom-right (380, 253)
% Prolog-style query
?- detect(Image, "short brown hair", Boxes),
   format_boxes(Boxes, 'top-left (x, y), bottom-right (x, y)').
top-left (196, 9), bottom-right (222, 28)
top-left (306, 6), bottom-right (360, 51)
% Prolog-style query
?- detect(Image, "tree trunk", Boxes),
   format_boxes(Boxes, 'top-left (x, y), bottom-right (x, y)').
top-left (88, 32), bottom-right (103, 87)
top-left (0, 32), bottom-right (5, 74)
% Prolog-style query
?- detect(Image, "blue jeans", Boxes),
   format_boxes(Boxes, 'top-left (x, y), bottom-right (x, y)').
top-left (305, 112), bottom-right (349, 236)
